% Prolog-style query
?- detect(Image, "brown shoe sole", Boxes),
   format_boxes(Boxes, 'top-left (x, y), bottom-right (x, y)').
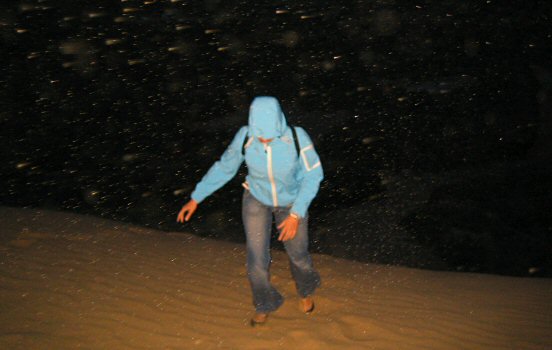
top-left (250, 314), bottom-right (268, 327)
top-left (305, 301), bottom-right (315, 314)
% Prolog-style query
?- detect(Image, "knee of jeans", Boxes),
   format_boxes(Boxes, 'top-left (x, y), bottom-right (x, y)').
top-left (247, 261), bottom-right (270, 279)
top-left (248, 252), bottom-right (269, 268)
top-left (285, 242), bottom-right (309, 259)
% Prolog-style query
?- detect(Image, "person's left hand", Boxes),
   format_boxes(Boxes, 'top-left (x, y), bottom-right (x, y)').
top-left (277, 214), bottom-right (300, 241)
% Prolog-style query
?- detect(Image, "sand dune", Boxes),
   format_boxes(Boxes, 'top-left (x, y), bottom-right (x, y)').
top-left (0, 207), bottom-right (551, 349)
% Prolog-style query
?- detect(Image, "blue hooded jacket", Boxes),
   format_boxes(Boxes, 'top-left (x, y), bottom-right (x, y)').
top-left (191, 96), bottom-right (323, 218)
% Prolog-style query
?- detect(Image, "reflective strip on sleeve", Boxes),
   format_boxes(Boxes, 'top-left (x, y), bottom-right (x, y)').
top-left (300, 145), bottom-right (321, 172)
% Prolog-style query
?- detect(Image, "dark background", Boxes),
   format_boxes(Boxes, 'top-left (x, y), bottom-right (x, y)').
top-left (1, 0), bottom-right (551, 277)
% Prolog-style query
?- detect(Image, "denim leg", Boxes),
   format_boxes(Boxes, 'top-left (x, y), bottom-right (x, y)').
top-left (242, 190), bottom-right (284, 313)
top-left (274, 209), bottom-right (321, 298)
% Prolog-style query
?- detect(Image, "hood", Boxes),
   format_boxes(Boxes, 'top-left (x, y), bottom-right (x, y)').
top-left (248, 96), bottom-right (288, 139)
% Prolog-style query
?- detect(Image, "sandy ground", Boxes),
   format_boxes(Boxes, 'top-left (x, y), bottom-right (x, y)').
top-left (0, 207), bottom-right (551, 350)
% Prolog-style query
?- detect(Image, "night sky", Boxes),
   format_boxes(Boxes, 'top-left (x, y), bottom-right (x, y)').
top-left (1, 0), bottom-right (551, 277)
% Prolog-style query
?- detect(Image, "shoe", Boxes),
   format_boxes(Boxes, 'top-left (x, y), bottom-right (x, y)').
top-left (250, 313), bottom-right (268, 327)
top-left (305, 301), bottom-right (315, 314)
top-left (301, 296), bottom-right (315, 314)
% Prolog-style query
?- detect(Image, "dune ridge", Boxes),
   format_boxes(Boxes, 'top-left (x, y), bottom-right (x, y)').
top-left (0, 207), bottom-right (551, 349)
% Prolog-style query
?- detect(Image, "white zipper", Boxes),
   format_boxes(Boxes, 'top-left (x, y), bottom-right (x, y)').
top-left (266, 144), bottom-right (278, 207)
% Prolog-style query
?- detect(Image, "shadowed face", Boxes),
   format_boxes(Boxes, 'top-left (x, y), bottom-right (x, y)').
top-left (248, 96), bottom-right (288, 140)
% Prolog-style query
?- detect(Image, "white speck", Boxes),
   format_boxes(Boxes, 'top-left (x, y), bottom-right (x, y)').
top-left (105, 38), bottom-right (122, 46)
top-left (128, 59), bottom-right (145, 65)
top-left (362, 137), bottom-right (377, 145)
top-left (322, 61), bottom-right (335, 71)
top-left (122, 154), bottom-right (138, 161)
top-left (16, 162), bottom-right (31, 169)
top-left (19, 4), bottom-right (36, 11)
top-left (300, 14), bottom-right (320, 20)
top-left (123, 7), bottom-right (139, 13)
top-left (173, 189), bottom-right (185, 196)
top-left (87, 12), bottom-right (106, 18)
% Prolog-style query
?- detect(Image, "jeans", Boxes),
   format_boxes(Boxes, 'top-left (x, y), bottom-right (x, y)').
top-left (242, 189), bottom-right (321, 313)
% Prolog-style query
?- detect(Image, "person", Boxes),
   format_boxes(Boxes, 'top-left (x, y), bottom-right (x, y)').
top-left (177, 96), bottom-right (324, 326)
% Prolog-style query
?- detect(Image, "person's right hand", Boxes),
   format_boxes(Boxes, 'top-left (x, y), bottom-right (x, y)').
top-left (177, 199), bottom-right (198, 223)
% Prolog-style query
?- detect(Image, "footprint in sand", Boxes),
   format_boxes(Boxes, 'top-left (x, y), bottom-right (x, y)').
top-left (9, 238), bottom-right (37, 248)
top-left (127, 226), bottom-right (153, 235)
top-left (336, 314), bottom-right (384, 341)
top-left (20, 231), bottom-right (56, 239)
top-left (9, 231), bottom-right (56, 248)
top-left (64, 234), bottom-right (93, 241)
top-left (287, 330), bottom-right (328, 347)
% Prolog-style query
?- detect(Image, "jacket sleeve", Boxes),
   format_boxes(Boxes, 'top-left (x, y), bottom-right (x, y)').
top-left (290, 127), bottom-right (324, 218)
top-left (191, 126), bottom-right (247, 203)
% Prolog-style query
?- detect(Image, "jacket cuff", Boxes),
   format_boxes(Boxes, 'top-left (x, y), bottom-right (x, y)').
top-left (190, 192), bottom-right (204, 204)
top-left (290, 205), bottom-right (306, 219)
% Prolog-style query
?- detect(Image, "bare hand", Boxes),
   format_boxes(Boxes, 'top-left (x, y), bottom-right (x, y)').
top-left (277, 214), bottom-right (300, 241)
top-left (177, 199), bottom-right (198, 223)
